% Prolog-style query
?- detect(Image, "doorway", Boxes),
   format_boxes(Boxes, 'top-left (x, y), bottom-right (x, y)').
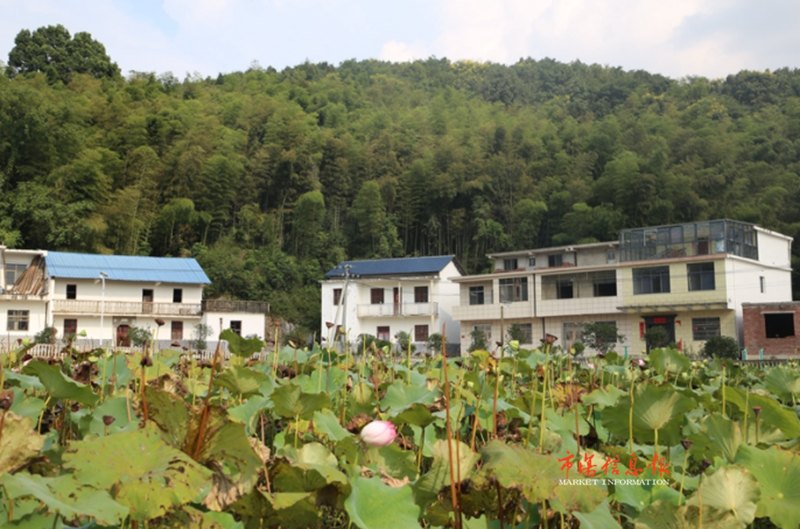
top-left (142, 289), bottom-right (154, 313)
top-left (643, 315), bottom-right (676, 352)
top-left (116, 324), bottom-right (131, 347)
top-left (393, 287), bottom-right (401, 316)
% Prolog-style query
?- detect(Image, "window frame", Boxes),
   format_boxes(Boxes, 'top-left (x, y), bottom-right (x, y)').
top-left (503, 258), bottom-right (518, 271)
top-left (692, 317), bottom-right (720, 340)
top-left (230, 320), bottom-right (242, 336)
top-left (414, 286), bottom-right (429, 303)
top-left (5, 263), bottom-right (27, 288)
top-left (548, 254), bottom-right (563, 267)
top-left (173, 288), bottom-right (183, 303)
top-left (7, 310), bottom-right (29, 331)
top-left (499, 277), bottom-right (528, 303)
top-left (557, 279), bottom-right (574, 299)
top-left (764, 313), bottom-right (795, 338)
top-left (64, 319), bottom-right (78, 337)
top-left (377, 326), bottom-right (390, 341)
top-left (469, 286), bottom-right (485, 305)
top-left (632, 266), bottom-right (671, 295)
top-left (66, 284), bottom-right (77, 300)
top-left (370, 288), bottom-right (384, 305)
top-left (171, 321), bottom-right (184, 341)
top-left (687, 262), bottom-right (715, 291)
top-left (333, 288), bottom-right (342, 305)
top-left (414, 324), bottom-right (429, 343)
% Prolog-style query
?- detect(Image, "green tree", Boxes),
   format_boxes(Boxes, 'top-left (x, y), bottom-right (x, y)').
top-left (7, 25), bottom-right (120, 83)
top-left (292, 190), bottom-right (326, 258)
top-left (581, 322), bottom-right (625, 355)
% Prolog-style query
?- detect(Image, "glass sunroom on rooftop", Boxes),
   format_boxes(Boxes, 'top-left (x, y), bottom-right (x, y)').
top-left (619, 220), bottom-right (758, 262)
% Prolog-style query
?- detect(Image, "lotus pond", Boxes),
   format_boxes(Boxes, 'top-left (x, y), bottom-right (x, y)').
top-left (2, 331), bottom-right (800, 529)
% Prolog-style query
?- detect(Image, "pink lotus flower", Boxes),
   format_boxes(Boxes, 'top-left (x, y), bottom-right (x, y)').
top-left (360, 421), bottom-right (397, 447)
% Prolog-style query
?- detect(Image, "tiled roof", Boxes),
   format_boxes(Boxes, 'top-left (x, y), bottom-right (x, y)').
top-left (325, 255), bottom-right (461, 278)
top-left (45, 252), bottom-right (210, 284)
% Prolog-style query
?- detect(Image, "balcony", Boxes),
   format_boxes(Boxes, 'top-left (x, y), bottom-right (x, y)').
top-left (453, 301), bottom-right (533, 321)
top-left (202, 300), bottom-right (270, 313)
top-left (53, 300), bottom-right (202, 317)
top-left (357, 302), bottom-right (438, 318)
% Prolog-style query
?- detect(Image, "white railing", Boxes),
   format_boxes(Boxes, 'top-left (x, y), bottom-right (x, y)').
top-left (357, 302), bottom-right (439, 318)
top-left (52, 300), bottom-right (202, 316)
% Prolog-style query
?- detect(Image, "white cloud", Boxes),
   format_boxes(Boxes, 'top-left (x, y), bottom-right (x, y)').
top-left (379, 40), bottom-right (428, 63)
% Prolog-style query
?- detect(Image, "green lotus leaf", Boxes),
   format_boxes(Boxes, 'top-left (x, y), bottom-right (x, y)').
top-left (345, 476), bottom-right (422, 529)
top-left (7, 388), bottom-right (45, 422)
top-left (313, 408), bottom-right (351, 441)
top-left (686, 466), bottom-right (759, 526)
top-left (735, 444), bottom-right (800, 528)
top-left (634, 500), bottom-right (741, 529)
top-left (765, 366), bottom-right (800, 403)
top-left (364, 444), bottom-right (417, 480)
top-left (413, 439), bottom-right (479, 510)
top-left (228, 396), bottom-right (270, 436)
top-left (724, 386), bottom-right (800, 439)
top-left (23, 360), bottom-right (99, 407)
top-left (1, 472), bottom-right (128, 526)
top-left (573, 499), bottom-right (623, 528)
top-left (214, 365), bottom-right (271, 397)
top-left (271, 383), bottom-right (331, 419)
top-left (583, 385), bottom-right (626, 409)
top-left (220, 329), bottom-right (265, 358)
top-left (648, 348), bottom-right (691, 376)
top-left (380, 381), bottom-right (437, 415)
top-left (481, 440), bottom-right (561, 503)
top-left (230, 489), bottom-right (319, 529)
top-left (62, 426), bottom-right (211, 520)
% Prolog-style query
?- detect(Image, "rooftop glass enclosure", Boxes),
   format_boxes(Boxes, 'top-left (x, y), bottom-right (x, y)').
top-left (619, 220), bottom-right (758, 262)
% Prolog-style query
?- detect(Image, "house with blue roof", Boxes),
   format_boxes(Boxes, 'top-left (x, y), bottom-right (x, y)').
top-left (321, 255), bottom-right (465, 354)
top-left (0, 246), bottom-right (269, 348)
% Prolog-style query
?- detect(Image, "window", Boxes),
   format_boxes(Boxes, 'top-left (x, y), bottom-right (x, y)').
top-left (414, 286), bottom-right (429, 303)
top-left (760, 276), bottom-right (765, 293)
top-left (377, 326), bottom-right (390, 341)
top-left (370, 288), bottom-right (384, 304)
top-left (515, 323), bottom-right (533, 344)
top-left (173, 288), bottom-right (183, 303)
top-left (765, 313), bottom-right (795, 338)
top-left (593, 271), bottom-right (617, 297)
top-left (504, 258), bottom-right (518, 271)
top-left (472, 324), bottom-right (492, 345)
top-left (688, 262), bottom-right (715, 291)
top-left (528, 257), bottom-right (536, 268)
top-left (333, 288), bottom-right (342, 305)
top-left (692, 318), bottom-right (720, 340)
top-left (557, 280), bottom-right (574, 299)
top-left (633, 266), bottom-right (671, 294)
top-left (7, 310), bottom-right (29, 331)
top-left (607, 249), bottom-right (616, 263)
top-left (230, 321), bottom-right (242, 336)
top-left (5, 264), bottom-right (27, 288)
top-left (64, 319), bottom-right (78, 336)
top-left (548, 254), bottom-right (563, 267)
top-left (499, 277), bottom-right (528, 303)
top-left (142, 289), bottom-right (154, 302)
top-left (563, 322), bottom-right (584, 344)
top-left (414, 325), bottom-right (429, 342)
top-left (171, 321), bottom-right (183, 341)
top-left (469, 286), bottom-right (485, 305)
top-left (66, 284), bottom-right (77, 300)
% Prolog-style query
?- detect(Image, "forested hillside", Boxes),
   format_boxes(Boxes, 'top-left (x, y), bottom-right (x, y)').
top-left (4, 28), bottom-right (800, 331)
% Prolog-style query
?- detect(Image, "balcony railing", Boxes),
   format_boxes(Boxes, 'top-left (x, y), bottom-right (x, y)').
top-left (53, 300), bottom-right (202, 316)
top-left (202, 300), bottom-right (270, 314)
top-left (357, 302), bottom-right (438, 318)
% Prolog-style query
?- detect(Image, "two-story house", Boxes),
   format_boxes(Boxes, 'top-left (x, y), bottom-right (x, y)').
top-left (452, 220), bottom-right (793, 356)
top-left (320, 256), bottom-right (465, 353)
top-left (0, 246), bottom-right (269, 349)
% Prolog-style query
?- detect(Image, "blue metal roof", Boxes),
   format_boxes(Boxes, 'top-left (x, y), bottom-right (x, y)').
top-left (45, 252), bottom-right (211, 284)
top-left (325, 255), bottom-right (461, 278)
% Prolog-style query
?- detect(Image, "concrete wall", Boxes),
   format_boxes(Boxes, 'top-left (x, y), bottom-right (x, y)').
top-left (202, 312), bottom-right (266, 340)
top-left (51, 278), bottom-right (203, 304)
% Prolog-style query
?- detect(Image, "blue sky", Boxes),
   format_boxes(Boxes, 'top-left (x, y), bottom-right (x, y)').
top-left (1, 0), bottom-right (798, 80)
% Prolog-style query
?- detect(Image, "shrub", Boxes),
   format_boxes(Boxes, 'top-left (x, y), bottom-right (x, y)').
top-left (426, 333), bottom-right (443, 354)
top-left (192, 323), bottom-right (212, 351)
top-left (507, 323), bottom-right (528, 344)
top-left (468, 328), bottom-right (488, 353)
top-left (701, 335), bottom-right (740, 360)
top-left (581, 322), bottom-right (625, 354)
top-left (643, 326), bottom-right (669, 350)
top-left (128, 325), bottom-right (152, 348)
top-left (34, 326), bottom-right (57, 345)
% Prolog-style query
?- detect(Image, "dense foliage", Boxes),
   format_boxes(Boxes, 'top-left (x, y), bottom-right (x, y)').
top-left (4, 26), bottom-right (800, 330)
top-left (3, 337), bottom-right (800, 528)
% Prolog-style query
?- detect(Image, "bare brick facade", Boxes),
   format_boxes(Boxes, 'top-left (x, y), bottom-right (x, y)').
top-left (742, 302), bottom-right (800, 357)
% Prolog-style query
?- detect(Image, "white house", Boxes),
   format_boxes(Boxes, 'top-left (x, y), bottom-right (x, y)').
top-left (0, 246), bottom-right (269, 350)
top-left (452, 219), bottom-right (793, 356)
top-left (320, 256), bottom-right (465, 354)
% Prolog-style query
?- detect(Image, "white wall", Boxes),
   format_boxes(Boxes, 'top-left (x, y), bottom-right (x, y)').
top-left (202, 312), bottom-right (265, 340)
top-left (0, 300), bottom-right (48, 342)
top-left (51, 278), bottom-right (203, 303)
top-left (755, 228), bottom-right (792, 269)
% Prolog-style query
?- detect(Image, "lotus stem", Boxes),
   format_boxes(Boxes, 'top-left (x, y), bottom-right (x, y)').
top-left (441, 324), bottom-right (461, 529)
top-left (193, 323), bottom-right (223, 460)
top-left (471, 394), bottom-right (481, 451)
top-left (538, 343), bottom-right (551, 452)
top-left (742, 391), bottom-right (749, 444)
top-left (417, 425), bottom-right (426, 472)
top-left (629, 369), bottom-right (635, 454)
top-left (678, 447), bottom-right (690, 505)
top-left (492, 362), bottom-right (500, 439)
top-left (721, 364), bottom-right (726, 417)
top-left (525, 377), bottom-right (538, 447)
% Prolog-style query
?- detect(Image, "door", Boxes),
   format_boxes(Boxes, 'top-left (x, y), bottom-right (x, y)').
top-left (116, 324), bottom-right (131, 347)
top-left (643, 315), bottom-right (676, 352)
top-left (142, 289), bottom-right (154, 314)
top-left (393, 287), bottom-right (400, 316)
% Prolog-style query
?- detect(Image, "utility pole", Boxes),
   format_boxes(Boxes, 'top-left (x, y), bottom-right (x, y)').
top-left (340, 264), bottom-right (352, 350)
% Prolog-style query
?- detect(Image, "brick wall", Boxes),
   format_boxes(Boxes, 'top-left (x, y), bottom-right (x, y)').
top-left (742, 303), bottom-right (800, 356)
